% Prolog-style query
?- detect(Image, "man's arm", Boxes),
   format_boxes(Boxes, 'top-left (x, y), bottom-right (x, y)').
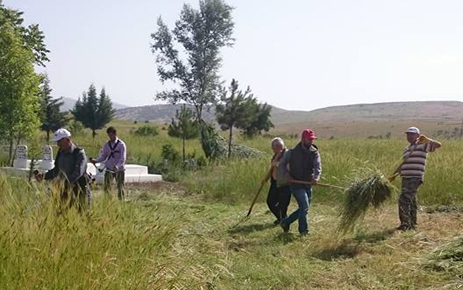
top-left (115, 142), bottom-right (127, 170)
top-left (93, 143), bottom-right (109, 163)
top-left (312, 152), bottom-right (322, 183)
top-left (68, 149), bottom-right (88, 184)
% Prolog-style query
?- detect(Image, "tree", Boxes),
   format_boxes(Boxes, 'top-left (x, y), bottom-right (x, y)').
top-left (240, 101), bottom-right (274, 138)
top-left (0, 1), bottom-right (49, 66)
top-left (216, 79), bottom-right (253, 158)
top-left (150, 0), bottom-right (234, 123)
top-left (38, 74), bottom-right (68, 143)
top-left (72, 85), bottom-right (115, 138)
top-left (168, 105), bottom-right (200, 162)
top-left (0, 23), bottom-right (41, 165)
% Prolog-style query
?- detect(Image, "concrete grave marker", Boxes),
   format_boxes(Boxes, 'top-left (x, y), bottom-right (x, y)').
top-left (13, 145), bottom-right (28, 169)
top-left (40, 145), bottom-right (54, 170)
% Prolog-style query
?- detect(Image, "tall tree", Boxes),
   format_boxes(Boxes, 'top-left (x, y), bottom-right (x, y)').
top-left (241, 101), bottom-right (274, 138)
top-left (0, 1), bottom-right (49, 66)
top-left (0, 23), bottom-right (41, 165)
top-left (72, 85), bottom-right (115, 138)
top-left (216, 79), bottom-right (253, 158)
top-left (150, 0), bottom-right (234, 123)
top-left (39, 74), bottom-right (68, 143)
top-left (168, 105), bottom-right (200, 162)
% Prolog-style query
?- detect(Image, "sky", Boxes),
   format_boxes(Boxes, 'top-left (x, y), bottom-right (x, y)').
top-left (4, 0), bottom-right (463, 111)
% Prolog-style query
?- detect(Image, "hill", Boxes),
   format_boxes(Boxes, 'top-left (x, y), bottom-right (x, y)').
top-left (114, 101), bottom-right (463, 138)
top-left (60, 97), bottom-right (128, 112)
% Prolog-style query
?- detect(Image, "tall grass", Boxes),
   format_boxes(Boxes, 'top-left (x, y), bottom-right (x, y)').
top-left (8, 121), bottom-right (463, 206)
top-left (0, 174), bottom-right (212, 289)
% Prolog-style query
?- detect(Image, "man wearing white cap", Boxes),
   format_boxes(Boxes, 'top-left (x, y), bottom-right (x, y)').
top-left (397, 126), bottom-right (441, 231)
top-left (34, 128), bottom-right (91, 211)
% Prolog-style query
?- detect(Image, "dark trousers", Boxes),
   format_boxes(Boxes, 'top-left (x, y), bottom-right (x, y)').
top-left (104, 170), bottom-right (125, 200)
top-left (60, 185), bottom-right (91, 213)
top-left (267, 179), bottom-right (291, 221)
top-left (399, 177), bottom-right (422, 228)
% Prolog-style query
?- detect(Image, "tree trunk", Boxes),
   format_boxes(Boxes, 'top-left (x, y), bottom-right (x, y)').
top-left (182, 136), bottom-right (186, 163)
top-left (228, 126), bottom-right (233, 159)
top-left (8, 138), bottom-right (14, 167)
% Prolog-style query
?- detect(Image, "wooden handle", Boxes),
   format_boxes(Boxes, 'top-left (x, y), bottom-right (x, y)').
top-left (290, 180), bottom-right (345, 190)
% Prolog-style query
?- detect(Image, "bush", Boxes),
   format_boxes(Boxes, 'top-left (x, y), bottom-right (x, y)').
top-left (133, 125), bottom-right (159, 137)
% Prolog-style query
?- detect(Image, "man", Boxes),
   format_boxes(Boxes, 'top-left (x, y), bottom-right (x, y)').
top-left (90, 127), bottom-right (127, 200)
top-left (397, 126), bottom-right (441, 231)
top-left (261, 137), bottom-right (291, 225)
top-left (34, 128), bottom-right (91, 212)
top-left (278, 129), bottom-right (322, 236)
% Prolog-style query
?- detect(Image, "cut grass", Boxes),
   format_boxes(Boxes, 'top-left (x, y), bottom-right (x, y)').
top-left (338, 169), bottom-right (396, 234)
top-left (1, 176), bottom-right (463, 289)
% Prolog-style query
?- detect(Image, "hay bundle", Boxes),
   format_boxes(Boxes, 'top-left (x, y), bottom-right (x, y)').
top-left (338, 170), bottom-right (395, 233)
top-left (426, 236), bottom-right (463, 275)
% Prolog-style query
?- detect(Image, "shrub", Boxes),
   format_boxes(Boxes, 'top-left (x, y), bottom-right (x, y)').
top-left (133, 125), bottom-right (159, 137)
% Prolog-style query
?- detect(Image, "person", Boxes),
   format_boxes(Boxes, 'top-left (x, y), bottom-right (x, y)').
top-left (34, 128), bottom-right (91, 212)
top-left (261, 137), bottom-right (291, 225)
top-left (278, 129), bottom-right (322, 236)
top-left (90, 126), bottom-right (127, 200)
top-left (397, 126), bottom-right (441, 231)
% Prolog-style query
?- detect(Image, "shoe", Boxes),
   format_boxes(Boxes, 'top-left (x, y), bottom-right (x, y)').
top-left (273, 219), bottom-right (280, 226)
top-left (300, 231), bottom-right (309, 236)
top-left (396, 224), bottom-right (411, 231)
top-left (280, 221), bottom-right (290, 233)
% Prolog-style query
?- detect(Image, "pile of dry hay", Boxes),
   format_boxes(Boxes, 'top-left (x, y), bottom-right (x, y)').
top-left (426, 236), bottom-right (463, 276)
top-left (338, 169), bottom-right (395, 234)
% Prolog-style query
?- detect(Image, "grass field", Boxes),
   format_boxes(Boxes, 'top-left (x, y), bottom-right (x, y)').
top-left (1, 177), bottom-right (462, 289)
top-left (1, 121), bottom-right (462, 289)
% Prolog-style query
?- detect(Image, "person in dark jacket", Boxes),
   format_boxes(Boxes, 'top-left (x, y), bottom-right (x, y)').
top-left (261, 137), bottom-right (291, 224)
top-left (35, 128), bottom-right (91, 212)
top-left (278, 129), bottom-right (321, 235)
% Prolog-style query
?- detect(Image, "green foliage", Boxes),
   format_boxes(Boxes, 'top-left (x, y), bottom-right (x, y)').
top-left (0, 2), bottom-right (49, 66)
top-left (240, 101), bottom-right (274, 138)
top-left (168, 105), bottom-right (200, 161)
top-left (150, 0), bottom-right (235, 122)
top-left (133, 125), bottom-right (159, 137)
top-left (0, 22), bottom-right (41, 164)
top-left (71, 85), bottom-right (115, 138)
top-left (38, 74), bottom-right (68, 142)
top-left (216, 79), bottom-right (254, 158)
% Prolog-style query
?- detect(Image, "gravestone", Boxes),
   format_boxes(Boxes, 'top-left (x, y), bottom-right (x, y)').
top-left (40, 145), bottom-right (54, 170)
top-left (13, 145), bottom-right (28, 169)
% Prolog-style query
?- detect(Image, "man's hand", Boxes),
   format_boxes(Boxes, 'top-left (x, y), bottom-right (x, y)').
top-left (34, 172), bottom-right (43, 182)
top-left (260, 178), bottom-right (268, 186)
top-left (311, 178), bottom-right (319, 185)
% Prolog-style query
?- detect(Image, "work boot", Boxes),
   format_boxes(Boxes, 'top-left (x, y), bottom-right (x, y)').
top-left (396, 224), bottom-right (410, 231)
top-left (280, 221), bottom-right (290, 233)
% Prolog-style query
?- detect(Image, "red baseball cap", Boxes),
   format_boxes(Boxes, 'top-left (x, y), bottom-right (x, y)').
top-left (301, 129), bottom-right (317, 140)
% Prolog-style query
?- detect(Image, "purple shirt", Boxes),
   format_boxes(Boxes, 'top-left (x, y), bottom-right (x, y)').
top-left (95, 138), bottom-right (126, 171)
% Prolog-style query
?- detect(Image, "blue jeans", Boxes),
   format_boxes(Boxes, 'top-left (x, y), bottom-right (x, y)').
top-left (282, 186), bottom-right (312, 233)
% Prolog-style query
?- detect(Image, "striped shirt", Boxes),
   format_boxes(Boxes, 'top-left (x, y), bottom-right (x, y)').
top-left (400, 142), bottom-right (431, 179)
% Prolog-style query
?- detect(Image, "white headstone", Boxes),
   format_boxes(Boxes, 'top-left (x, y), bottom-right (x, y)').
top-left (13, 145), bottom-right (28, 169)
top-left (40, 145), bottom-right (54, 170)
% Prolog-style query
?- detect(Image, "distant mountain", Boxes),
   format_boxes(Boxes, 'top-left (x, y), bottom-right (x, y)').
top-left (60, 97), bottom-right (128, 112)
top-left (114, 101), bottom-right (463, 137)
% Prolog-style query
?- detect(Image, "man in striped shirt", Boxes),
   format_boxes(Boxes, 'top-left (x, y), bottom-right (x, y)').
top-left (397, 126), bottom-right (441, 231)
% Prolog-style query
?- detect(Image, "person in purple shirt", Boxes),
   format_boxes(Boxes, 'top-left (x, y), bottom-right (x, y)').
top-left (90, 126), bottom-right (127, 200)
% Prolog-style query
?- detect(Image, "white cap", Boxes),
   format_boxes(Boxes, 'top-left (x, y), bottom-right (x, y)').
top-left (51, 128), bottom-right (71, 142)
top-left (405, 126), bottom-right (420, 134)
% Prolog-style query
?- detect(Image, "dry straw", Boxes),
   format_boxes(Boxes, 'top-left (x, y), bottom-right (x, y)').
top-left (338, 169), bottom-right (395, 234)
